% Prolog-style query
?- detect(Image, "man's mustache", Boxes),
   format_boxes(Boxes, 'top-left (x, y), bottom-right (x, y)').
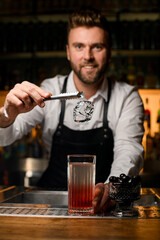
top-left (81, 61), bottom-right (98, 67)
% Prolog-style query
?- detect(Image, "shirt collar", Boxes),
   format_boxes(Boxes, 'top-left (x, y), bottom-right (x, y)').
top-left (92, 76), bottom-right (108, 102)
top-left (68, 71), bottom-right (108, 102)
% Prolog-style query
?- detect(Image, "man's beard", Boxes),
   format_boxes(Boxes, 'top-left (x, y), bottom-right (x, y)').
top-left (70, 60), bottom-right (107, 85)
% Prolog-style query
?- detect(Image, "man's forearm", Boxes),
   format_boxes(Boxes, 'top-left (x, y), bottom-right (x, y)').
top-left (0, 107), bottom-right (15, 128)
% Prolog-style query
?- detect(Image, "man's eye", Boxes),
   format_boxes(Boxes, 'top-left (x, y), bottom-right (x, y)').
top-left (94, 45), bottom-right (102, 50)
top-left (76, 45), bottom-right (82, 49)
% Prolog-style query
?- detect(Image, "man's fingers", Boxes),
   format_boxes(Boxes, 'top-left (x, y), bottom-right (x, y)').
top-left (21, 81), bottom-right (51, 98)
top-left (4, 81), bottom-right (52, 120)
top-left (98, 183), bottom-right (109, 210)
top-left (93, 183), bottom-right (115, 213)
top-left (98, 184), bottom-right (115, 212)
top-left (92, 183), bottom-right (104, 208)
top-left (20, 82), bottom-right (51, 107)
top-left (13, 82), bottom-right (51, 108)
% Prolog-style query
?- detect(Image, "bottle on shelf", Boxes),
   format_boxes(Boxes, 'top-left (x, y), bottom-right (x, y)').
top-left (153, 20), bottom-right (160, 50)
top-left (141, 20), bottom-right (154, 50)
top-left (132, 0), bottom-right (141, 12)
top-left (154, 100), bottom-right (160, 160)
top-left (28, 125), bottom-right (45, 158)
top-left (117, 59), bottom-right (127, 83)
top-left (141, 0), bottom-right (151, 12)
top-left (0, 146), bottom-right (9, 185)
top-left (3, 170), bottom-right (9, 186)
top-left (25, 22), bottom-right (36, 53)
top-left (131, 20), bottom-right (142, 50)
top-left (112, 0), bottom-right (121, 12)
top-left (145, 62), bottom-right (158, 89)
top-left (121, 0), bottom-right (131, 12)
top-left (17, 136), bottom-right (28, 159)
top-left (144, 98), bottom-right (151, 130)
top-left (157, 100), bottom-right (160, 130)
top-left (0, 64), bottom-right (4, 90)
top-left (0, 23), bottom-right (5, 53)
top-left (126, 56), bottom-right (136, 86)
top-left (154, 132), bottom-right (160, 161)
top-left (146, 128), bottom-right (154, 160)
top-left (36, 22), bottom-right (46, 52)
top-left (136, 67), bottom-right (145, 89)
top-left (151, 0), bottom-right (160, 12)
top-left (107, 62), bottom-right (117, 82)
top-left (103, 0), bottom-right (112, 12)
top-left (143, 98), bottom-right (154, 160)
top-left (120, 21), bottom-right (131, 49)
top-left (15, 22), bottom-right (26, 53)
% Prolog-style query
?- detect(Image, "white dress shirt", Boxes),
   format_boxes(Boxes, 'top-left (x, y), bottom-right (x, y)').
top-left (0, 71), bottom-right (144, 182)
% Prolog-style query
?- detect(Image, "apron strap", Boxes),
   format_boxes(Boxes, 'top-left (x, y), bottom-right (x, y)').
top-left (103, 78), bottom-right (111, 127)
top-left (59, 76), bottom-right (68, 125)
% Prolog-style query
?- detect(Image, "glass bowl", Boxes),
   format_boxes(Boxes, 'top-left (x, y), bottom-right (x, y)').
top-left (108, 180), bottom-right (141, 217)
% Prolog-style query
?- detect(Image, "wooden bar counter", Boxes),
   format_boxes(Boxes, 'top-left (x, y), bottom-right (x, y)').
top-left (0, 215), bottom-right (160, 240)
top-left (0, 187), bottom-right (160, 240)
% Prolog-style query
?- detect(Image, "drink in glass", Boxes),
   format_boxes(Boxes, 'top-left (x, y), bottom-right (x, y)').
top-left (67, 154), bottom-right (96, 214)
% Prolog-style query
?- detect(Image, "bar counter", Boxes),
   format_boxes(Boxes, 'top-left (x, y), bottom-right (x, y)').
top-left (0, 187), bottom-right (160, 240)
top-left (0, 215), bottom-right (160, 240)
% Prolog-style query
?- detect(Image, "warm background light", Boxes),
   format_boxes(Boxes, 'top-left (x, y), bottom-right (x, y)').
top-left (139, 89), bottom-right (160, 136)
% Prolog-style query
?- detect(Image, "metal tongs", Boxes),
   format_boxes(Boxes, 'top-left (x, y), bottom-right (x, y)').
top-left (43, 91), bottom-right (84, 101)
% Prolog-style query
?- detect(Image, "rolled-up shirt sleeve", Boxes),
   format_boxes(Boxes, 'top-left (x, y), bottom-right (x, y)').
top-left (0, 105), bottom-right (44, 147)
top-left (106, 84), bottom-right (144, 182)
top-left (0, 75), bottom-right (64, 150)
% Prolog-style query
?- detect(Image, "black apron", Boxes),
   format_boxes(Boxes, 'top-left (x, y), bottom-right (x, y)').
top-left (38, 77), bottom-right (114, 190)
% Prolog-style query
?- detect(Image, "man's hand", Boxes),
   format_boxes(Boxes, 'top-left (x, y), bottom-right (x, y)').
top-left (0, 81), bottom-right (51, 127)
top-left (92, 183), bottom-right (115, 213)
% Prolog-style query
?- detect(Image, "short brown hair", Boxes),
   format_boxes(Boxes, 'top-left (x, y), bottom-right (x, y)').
top-left (67, 7), bottom-right (112, 47)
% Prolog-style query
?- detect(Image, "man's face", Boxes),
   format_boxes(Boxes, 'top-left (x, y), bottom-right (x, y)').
top-left (66, 26), bottom-right (111, 86)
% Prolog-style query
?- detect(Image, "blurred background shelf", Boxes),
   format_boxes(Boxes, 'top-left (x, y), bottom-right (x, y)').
top-left (0, 0), bottom-right (160, 187)
top-left (1, 50), bottom-right (160, 60)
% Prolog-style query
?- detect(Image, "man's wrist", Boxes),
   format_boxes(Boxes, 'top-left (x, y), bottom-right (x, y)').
top-left (0, 107), bottom-right (14, 127)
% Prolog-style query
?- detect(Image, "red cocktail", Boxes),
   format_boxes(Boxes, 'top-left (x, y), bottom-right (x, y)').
top-left (68, 155), bottom-right (96, 214)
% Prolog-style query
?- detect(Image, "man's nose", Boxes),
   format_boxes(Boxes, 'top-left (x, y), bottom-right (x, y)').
top-left (84, 47), bottom-right (93, 60)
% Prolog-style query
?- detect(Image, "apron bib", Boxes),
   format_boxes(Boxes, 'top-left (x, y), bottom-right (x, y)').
top-left (38, 77), bottom-right (114, 189)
